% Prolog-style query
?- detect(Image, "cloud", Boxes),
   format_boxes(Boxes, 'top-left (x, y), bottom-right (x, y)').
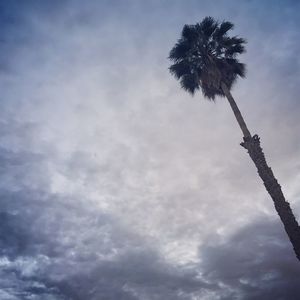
top-left (0, 0), bottom-right (299, 299)
top-left (0, 184), bottom-right (215, 299)
top-left (199, 217), bottom-right (300, 299)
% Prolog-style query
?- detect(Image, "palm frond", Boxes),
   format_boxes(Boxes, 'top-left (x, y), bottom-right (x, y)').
top-left (169, 61), bottom-right (191, 79)
top-left (180, 74), bottom-right (199, 95)
top-left (169, 40), bottom-right (190, 61)
top-left (225, 59), bottom-right (246, 77)
top-left (181, 24), bottom-right (198, 42)
top-left (213, 21), bottom-right (234, 39)
top-left (222, 36), bottom-right (246, 48)
top-left (225, 43), bottom-right (245, 56)
top-left (198, 17), bottom-right (218, 38)
top-left (201, 82), bottom-right (223, 100)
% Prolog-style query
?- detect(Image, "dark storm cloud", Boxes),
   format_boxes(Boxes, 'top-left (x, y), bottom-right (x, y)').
top-left (200, 217), bottom-right (300, 300)
top-left (0, 185), bottom-right (215, 299)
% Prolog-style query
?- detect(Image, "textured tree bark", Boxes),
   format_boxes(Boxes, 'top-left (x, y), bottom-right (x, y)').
top-left (241, 135), bottom-right (300, 261)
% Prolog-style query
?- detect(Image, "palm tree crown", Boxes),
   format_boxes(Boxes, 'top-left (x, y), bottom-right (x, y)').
top-left (169, 16), bottom-right (246, 99)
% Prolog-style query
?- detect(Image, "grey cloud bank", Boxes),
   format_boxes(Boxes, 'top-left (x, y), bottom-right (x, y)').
top-left (0, 0), bottom-right (300, 299)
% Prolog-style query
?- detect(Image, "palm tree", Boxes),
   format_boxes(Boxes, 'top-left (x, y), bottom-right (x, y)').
top-left (168, 16), bottom-right (300, 261)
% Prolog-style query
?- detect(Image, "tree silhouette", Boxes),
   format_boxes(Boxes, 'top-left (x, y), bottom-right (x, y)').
top-left (168, 16), bottom-right (300, 261)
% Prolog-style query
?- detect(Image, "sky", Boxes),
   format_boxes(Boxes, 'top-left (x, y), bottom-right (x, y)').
top-left (0, 0), bottom-right (300, 299)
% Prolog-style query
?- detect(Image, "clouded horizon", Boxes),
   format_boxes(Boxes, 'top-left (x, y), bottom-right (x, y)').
top-left (0, 0), bottom-right (300, 299)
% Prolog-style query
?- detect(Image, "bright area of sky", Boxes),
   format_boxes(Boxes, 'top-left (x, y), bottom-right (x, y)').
top-left (0, 0), bottom-right (300, 299)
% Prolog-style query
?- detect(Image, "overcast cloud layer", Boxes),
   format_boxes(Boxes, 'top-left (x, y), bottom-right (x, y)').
top-left (0, 0), bottom-right (300, 299)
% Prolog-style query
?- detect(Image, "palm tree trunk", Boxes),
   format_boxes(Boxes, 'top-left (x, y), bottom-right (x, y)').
top-left (221, 82), bottom-right (300, 261)
top-left (221, 82), bottom-right (251, 138)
